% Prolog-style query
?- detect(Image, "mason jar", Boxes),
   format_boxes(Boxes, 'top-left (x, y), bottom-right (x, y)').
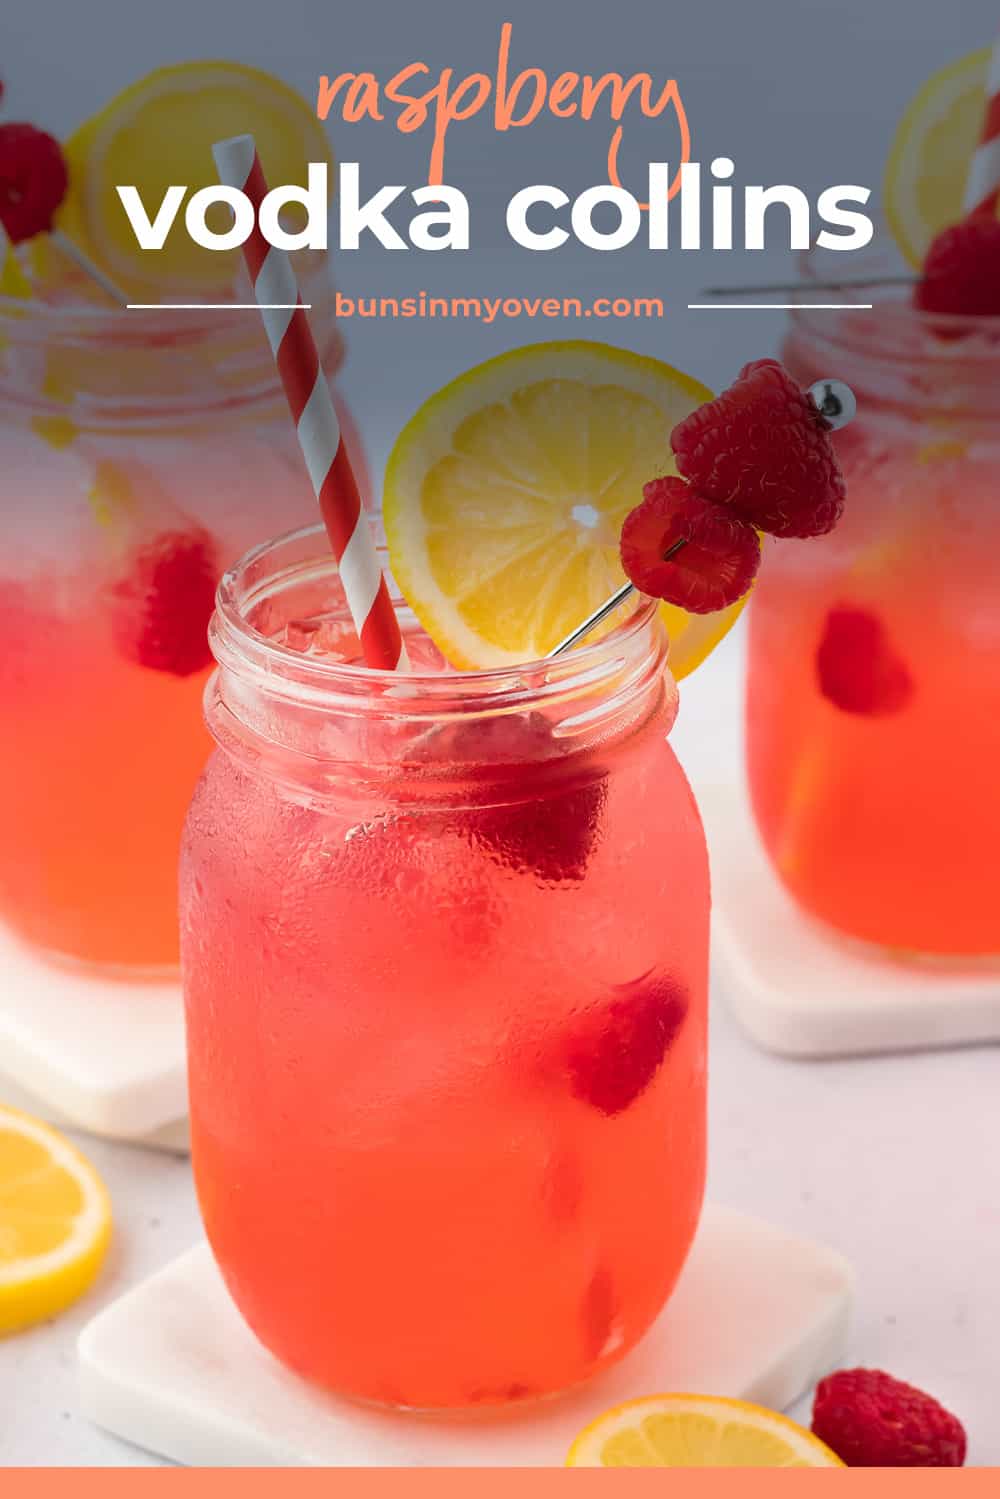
top-left (180, 524), bottom-right (710, 1408)
top-left (746, 251), bottom-right (1000, 957)
top-left (0, 270), bottom-right (365, 973)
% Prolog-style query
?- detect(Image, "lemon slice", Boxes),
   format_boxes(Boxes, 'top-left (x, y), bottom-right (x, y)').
top-left (46, 62), bottom-right (334, 299)
top-left (0, 229), bottom-right (31, 299)
top-left (0, 1105), bottom-right (112, 1335)
top-left (885, 48), bottom-right (995, 268)
top-left (383, 340), bottom-right (746, 676)
top-left (566, 1394), bottom-right (845, 1467)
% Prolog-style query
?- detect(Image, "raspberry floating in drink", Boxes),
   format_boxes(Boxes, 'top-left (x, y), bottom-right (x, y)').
top-left (415, 710), bottom-right (608, 884)
top-left (816, 606), bottom-right (915, 716)
top-left (109, 527), bottom-right (218, 678)
top-left (564, 972), bottom-right (689, 1116)
top-left (462, 714), bottom-right (606, 883)
top-left (473, 770), bottom-right (606, 885)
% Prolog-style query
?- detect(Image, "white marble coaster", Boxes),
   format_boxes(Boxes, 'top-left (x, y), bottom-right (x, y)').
top-left (0, 923), bottom-right (188, 1148)
top-left (699, 784), bottom-right (1000, 1059)
top-left (78, 1205), bottom-right (852, 1467)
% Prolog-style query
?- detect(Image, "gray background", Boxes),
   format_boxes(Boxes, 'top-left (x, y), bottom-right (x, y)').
top-left (3, 0), bottom-right (995, 444)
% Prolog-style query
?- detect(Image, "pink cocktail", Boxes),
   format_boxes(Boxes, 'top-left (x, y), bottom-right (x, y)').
top-left (0, 281), bottom-right (362, 972)
top-left (180, 526), bottom-right (710, 1408)
top-left (746, 265), bottom-right (1000, 957)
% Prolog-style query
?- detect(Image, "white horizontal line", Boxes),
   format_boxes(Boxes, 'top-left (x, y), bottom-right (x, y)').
top-left (688, 302), bottom-right (873, 310)
top-left (126, 303), bottom-right (311, 310)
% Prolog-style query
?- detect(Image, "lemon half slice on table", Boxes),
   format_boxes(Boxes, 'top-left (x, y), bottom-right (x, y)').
top-left (383, 341), bottom-right (746, 677)
top-left (0, 1105), bottom-right (112, 1335)
top-left (885, 47), bottom-right (996, 268)
top-left (40, 61), bottom-right (334, 300)
top-left (566, 1394), bottom-right (845, 1467)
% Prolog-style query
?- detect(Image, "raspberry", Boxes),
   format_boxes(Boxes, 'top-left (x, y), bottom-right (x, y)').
top-left (620, 477), bottom-right (760, 614)
top-left (474, 781), bottom-right (605, 883)
top-left (915, 217), bottom-right (1000, 320)
top-left (434, 712), bottom-right (606, 882)
top-left (109, 528), bottom-right (218, 677)
top-left (564, 972), bottom-right (688, 1116)
top-left (812, 1369), bottom-right (966, 1467)
top-left (0, 122), bottom-right (68, 243)
top-left (816, 606), bottom-right (914, 716)
top-left (671, 359), bottom-right (846, 538)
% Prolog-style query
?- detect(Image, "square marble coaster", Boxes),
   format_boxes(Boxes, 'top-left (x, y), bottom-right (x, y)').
top-left (699, 784), bottom-right (1000, 1058)
top-left (78, 1204), bottom-right (853, 1467)
top-left (0, 923), bottom-right (188, 1148)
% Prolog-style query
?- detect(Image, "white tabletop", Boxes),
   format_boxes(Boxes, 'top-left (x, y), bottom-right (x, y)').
top-left (2, 627), bottom-right (998, 1466)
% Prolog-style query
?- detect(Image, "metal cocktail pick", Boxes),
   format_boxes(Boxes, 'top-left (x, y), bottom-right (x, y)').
top-left (702, 275), bottom-right (915, 297)
top-left (547, 379), bottom-right (857, 658)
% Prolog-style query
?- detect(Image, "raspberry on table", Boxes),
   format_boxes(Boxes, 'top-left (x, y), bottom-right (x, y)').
top-left (915, 216), bottom-right (1000, 320)
top-left (812, 1369), bottom-right (966, 1467)
top-left (816, 605), bottom-right (914, 716)
top-left (620, 477), bottom-right (761, 614)
top-left (0, 122), bottom-right (68, 243)
top-left (109, 528), bottom-right (219, 678)
top-left (670, 358), bottom-right (846, 538)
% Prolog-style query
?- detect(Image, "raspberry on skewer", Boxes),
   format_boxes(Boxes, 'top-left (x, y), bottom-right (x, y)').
top-left (0, 122), bottom-right (67, 243)
top-left (620, 479), bottom-right (761, 615)
top-left (913, 216), bottom-right (1000, 319)
top-left (549, 364), bottom-right (854, 653)
top-left (671, 359), bottom-right (847, 538)
top-left (0, 121), bottom-right (125, 302)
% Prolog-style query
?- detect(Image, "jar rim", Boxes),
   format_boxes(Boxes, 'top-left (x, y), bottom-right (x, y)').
top-left (0, 251), bottom-right (333, 345)
top-left (0, 257), bottom-right (342, 427)
top-left (792, 242), bottom-right (1000, 366)
top-left (211, 522), bottom-right (668, 716)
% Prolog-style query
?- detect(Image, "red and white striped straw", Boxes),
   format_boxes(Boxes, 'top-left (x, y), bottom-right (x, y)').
top-left (212, 133), bottom-right (408, 672)
top-left (963, 35), bottom-right (1000, 218)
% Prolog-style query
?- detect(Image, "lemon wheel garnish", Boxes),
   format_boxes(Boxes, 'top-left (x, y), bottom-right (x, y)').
top-left (885, 48), bottom-right (996, 268)
top-left (0, 240), bottom-right (31, 299)
top-left (566, 1394), bottom-right (845, 1467)
top-left (383, 340), bottom-right (747, 676)
top-left (46, 61), bottom-right (334, 299)
top-left (0, 1105), bottom-right (112, 1336)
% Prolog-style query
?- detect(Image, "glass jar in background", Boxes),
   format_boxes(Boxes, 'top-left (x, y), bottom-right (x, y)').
top-left (746, 252), bottom-right (1000, 958)
top-left (180, 526), bottom-right (709, 1409)
top-left (0, 265), bottom-right (367, 973)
